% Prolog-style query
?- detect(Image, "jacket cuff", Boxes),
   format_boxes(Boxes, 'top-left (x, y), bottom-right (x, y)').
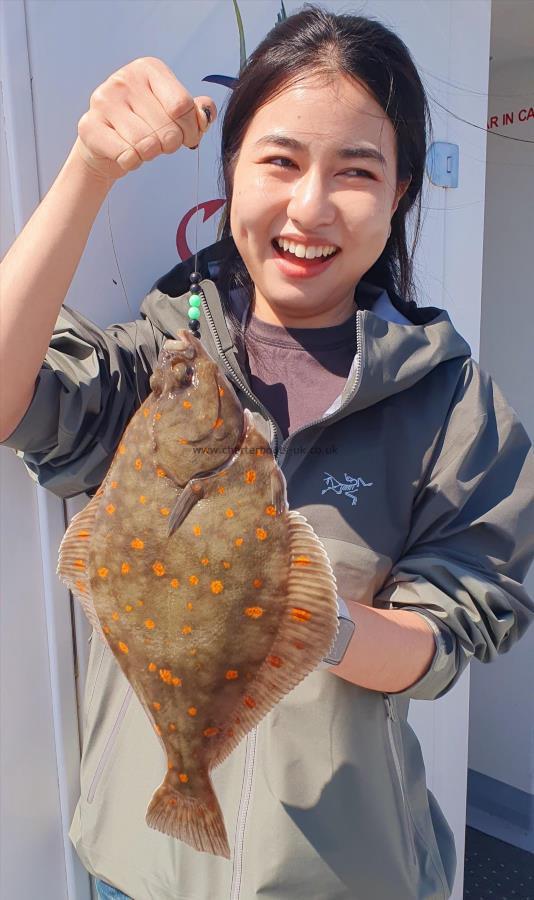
top-left (387, 609), bottom-right (459, 701)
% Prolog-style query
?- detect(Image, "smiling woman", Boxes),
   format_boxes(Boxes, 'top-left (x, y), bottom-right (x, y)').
top-left (1, 3), bottom-right (533, 900)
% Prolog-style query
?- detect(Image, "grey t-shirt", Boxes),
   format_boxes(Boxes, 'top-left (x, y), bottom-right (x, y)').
top-left (243, 309), bottom-right (358, 441)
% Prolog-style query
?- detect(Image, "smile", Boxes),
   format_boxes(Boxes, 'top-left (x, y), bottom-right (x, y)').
top-left (275, 238), bottom-right (339, 259)
top-left (271, 239), bottom-right (340, 279)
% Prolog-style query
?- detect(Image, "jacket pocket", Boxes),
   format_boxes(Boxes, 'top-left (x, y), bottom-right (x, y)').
top-left (383, 693), bottom-right (418, 869)
top-left (87, 684), bottom-right (133, 803)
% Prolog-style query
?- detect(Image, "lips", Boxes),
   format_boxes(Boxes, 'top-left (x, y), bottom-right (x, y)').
top-left (270, 240), bottom-right (339, 279)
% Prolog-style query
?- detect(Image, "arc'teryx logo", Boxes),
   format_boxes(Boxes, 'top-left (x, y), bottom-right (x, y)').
top-left (322, 472), bottom-right (373, 506)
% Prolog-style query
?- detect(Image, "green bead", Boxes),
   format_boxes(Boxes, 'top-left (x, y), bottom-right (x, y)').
top-left (188, 307), bottom-right (201, 320)
top-left (189, 294), bottom-right (201, 308)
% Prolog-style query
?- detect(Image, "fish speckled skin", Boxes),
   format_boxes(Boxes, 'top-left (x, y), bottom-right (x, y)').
top-left (58, 330), bottom-right (338, 858)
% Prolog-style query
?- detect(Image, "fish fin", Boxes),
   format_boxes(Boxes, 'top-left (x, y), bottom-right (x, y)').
top-left (207, 510), bottom-right (338, 770)
top-left (146, 771), bottom-right (230, 858)
top-left (56, 492), bottom-right (107, 645)
top-left (270, 467), bottom-right (287, 515)
top-left (167, 480), bottom-right (205, 537)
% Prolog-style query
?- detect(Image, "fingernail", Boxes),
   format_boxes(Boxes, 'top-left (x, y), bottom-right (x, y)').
top-left (202, 106), bottom-right (212, 124)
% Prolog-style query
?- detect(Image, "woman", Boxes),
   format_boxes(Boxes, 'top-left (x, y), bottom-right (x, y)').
top-left (1, 7), bottom-right (533, 900)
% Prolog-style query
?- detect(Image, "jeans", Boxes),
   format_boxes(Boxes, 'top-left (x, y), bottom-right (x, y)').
top-left (94, 879), bottom-right (132, 899)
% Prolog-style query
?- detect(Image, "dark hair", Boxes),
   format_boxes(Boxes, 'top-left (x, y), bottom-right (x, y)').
top-left (216, 3), bottom-right (431, 324)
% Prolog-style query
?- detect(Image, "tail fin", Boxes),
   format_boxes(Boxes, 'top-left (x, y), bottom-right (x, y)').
top-left (145, 772), bottom-right (230, 859)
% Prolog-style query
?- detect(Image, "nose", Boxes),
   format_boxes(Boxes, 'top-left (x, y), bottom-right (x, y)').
top-left (286, 167), bottom-right (336, 231)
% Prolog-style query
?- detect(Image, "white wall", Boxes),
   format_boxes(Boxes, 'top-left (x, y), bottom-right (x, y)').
top-left (1, 1), bottom-right (493, 897)
top-left (468, 54), bottom-right (534, 849)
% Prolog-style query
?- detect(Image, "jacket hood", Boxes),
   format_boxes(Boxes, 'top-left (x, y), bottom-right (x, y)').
top-left (150, 237), bottom-right (472, 417)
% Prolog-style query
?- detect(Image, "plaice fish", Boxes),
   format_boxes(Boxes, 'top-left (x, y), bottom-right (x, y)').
top-left (57, 329), bottom-right (339, 858)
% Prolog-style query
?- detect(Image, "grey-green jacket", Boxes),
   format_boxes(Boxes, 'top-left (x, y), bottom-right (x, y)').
top-left (4, 239), bottom-right (534, 900)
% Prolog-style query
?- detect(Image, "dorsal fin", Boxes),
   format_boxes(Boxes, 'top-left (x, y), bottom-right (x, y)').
top-left (57, 492), bottom-right (107, 644)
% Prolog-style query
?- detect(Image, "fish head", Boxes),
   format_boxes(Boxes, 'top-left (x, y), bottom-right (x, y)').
top-left (149, 330), bottom-right (244, 484)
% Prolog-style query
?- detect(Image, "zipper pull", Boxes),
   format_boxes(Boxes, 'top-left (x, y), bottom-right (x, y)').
top-left (383, 693), bottom-right (397, 721)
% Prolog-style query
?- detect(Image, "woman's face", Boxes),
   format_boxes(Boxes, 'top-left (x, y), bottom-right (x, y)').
top-left (229, 73), bottom-right (409, 327)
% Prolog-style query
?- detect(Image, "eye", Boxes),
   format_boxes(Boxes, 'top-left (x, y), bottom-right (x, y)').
top-left (265, 156), bottom-right (296, 169)
top-left (343, 169), bottom-right (375, 179)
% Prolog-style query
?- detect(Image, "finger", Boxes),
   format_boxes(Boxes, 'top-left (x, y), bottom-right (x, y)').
top-left (106, 105), bottom-right (177, 162)
top-left (143, 59), bottom-right (204, 149)
top-left (194, 96), bottom-right (217, 132)
top-left (78, 115), bottom-right (144, 173)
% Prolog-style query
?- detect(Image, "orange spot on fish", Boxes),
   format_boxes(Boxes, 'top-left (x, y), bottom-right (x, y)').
top-left (75, 580), bottom-right (87, 593)
top-left (154, 725), bottom-right (162, 736)
top-left (225, 670), bottom-right (239, 680)
top-left (77, 530), bottom-right (90, 539)
top-left (189, 575), bottom-right (199, 586)
top-left (73, 560), bottom-right (86, 570)
top-left (291, 608), bottom-right (312, 622)
top-left (217, 486), bottom-right (225, 495)
top-left (181, 625), bottom-right (192, 635)
top-left (170, 578), bottom-right (180, 588)
top-left (244, 696), bottom-right (256, 709)
top-left (218, 387), bottom-right (225, 397)
top-left (159, 669), bottom-right (173, 684)
top-left (203, 727), bottom-right (219, 738)
top-left (187, 707), bottom-right (197, 717)
top-left (255, 448), bottom-right (266, 456)
top-left (152, 561), bottom-right (166, 577)
top-left (256, 528), bottom-right (267, 541)
top-left (153, 701), bottom-right (161, 711)
top-left (235, 537), bottom-right (244, 547)
top-left (179, 773), bottom-right (189, 783)
top-left (159, 507), bottom-right (170, 517)
top-left (167, 796), bottom-right (177, 807)
top-left (183, 400), bottom-right (192, 409)
top-left (118, 641), bottom-right (129, 654)
top-left (227, 728), bottom-right (235, 737)
top-left (200, 557), bottom-right (209, 565)
top-left (293, 638), bottom-right (306, 648)
top-left (210, 580), bottom-right (224, 595)
top-left (168, 723), bottom-right (177, 732)
top-left (192, 525), bottom-right (201, 536)
top-left (186, 602), bottom-right (193, 611)
top-left (222, 561), bottom-right (231, 569)
top-left (118, 443), bottom-right (126, 455)
top-left (225, 508), bottom-right (234, 518)
top-left (244, 607), bottom-right (264, 619)
top-left (244, 470), bottom-right (256, 483)
top-left (294, 555), bottom-right (311, 566)
top-left (112, 612), bottom-right (120, 621)
top-left (137, 599), bottom-right (144, 607)
top-left (190, 649), bottom-right (197, 656)
top-left (171, 677), bottom-right (182, 686)
top-left (155, 412), bottom-right (161, 421)
top-left (268, 655), bottom-right (283, 668)
top-left (252, 578), bottom-right (262, 588)
top-left (103, 625), bottom-right (111, 635)
top-left (265, 505), bottom-right (277, 516)
top-left (143, 407), bottom-right (150, 418)
top-left (134, 458), bottom-right (142, 470)
top-left (213, 417), bottom-right (223, 429)
top-left (121, 562), bottom-right (130, 575)
top-left (124, 604), bottom-right (133, 613)
top-left (131, 538), bottom-right (144, 550)
top-left (156, 467), bottom-right (166, 477)
top-left (145, 619), bottom-right (155, 629)
top-left (177, 437), bottom-right (189, 445)
top-left (148, 662), bottom-right (157, 672)
top-left (139, 495), bottom-right (147, 505)
top-left (98, 567), bottom-right (109, 578)
top-left (110, 481), bottom-right (118, 489)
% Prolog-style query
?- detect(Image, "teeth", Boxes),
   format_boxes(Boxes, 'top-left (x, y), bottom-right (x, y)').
top-left (277, 239), bottom-right (337, 259)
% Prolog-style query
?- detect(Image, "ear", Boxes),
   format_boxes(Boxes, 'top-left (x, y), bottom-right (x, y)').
top-left (391, 178), bottom-right (411, 216)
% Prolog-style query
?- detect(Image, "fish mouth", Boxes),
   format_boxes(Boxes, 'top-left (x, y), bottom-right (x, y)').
top-left (164, 334), bottom-right (196, 359)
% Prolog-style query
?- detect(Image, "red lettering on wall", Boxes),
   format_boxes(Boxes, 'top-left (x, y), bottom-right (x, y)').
top-left (503, 112), bottom-right (514, 126)
top-left (518, 106), bottom-right (534, 122)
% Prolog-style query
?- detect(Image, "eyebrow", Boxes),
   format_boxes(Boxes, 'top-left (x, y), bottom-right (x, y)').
top-left (253, 134), bottom-right (387, 166)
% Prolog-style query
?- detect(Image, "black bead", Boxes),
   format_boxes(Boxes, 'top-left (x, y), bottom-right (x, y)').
top-left (189, 284), bottom-right (201, 295)
top-left (190, 272), bottom-right (201, 284)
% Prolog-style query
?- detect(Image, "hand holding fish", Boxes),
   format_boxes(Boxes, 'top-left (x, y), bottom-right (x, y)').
top-left (74, 57), bottom-right (217, 183)
top-left (58, 332), bottom-right (339, 858)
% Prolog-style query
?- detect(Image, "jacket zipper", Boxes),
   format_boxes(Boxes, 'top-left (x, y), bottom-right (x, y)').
top-left (229, 728), bottom-right (257, 900)
top-left (383, 694), bottom-right (417, 868)
top-left (87, 685), bottom-right (133, 803)
top-left (200, 291), bottom-right (283, 458)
